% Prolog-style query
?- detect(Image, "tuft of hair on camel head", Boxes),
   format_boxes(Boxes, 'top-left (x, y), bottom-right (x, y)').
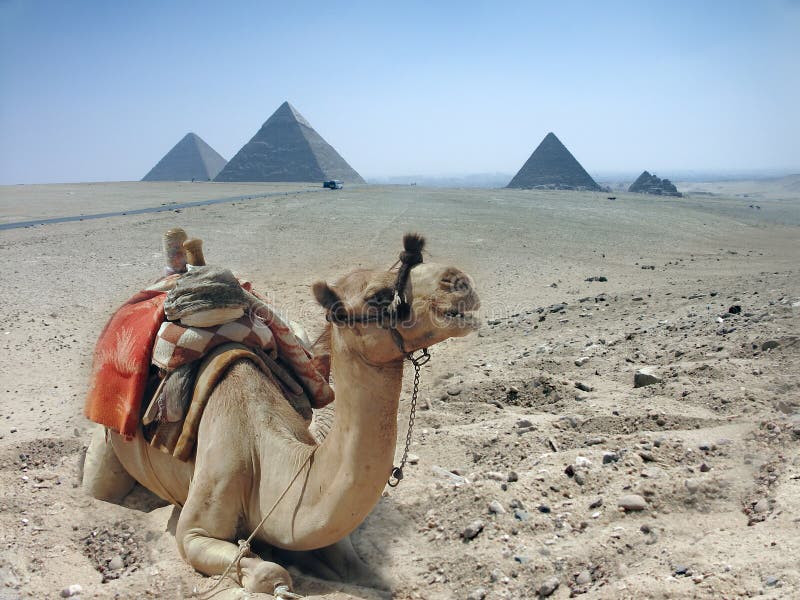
top-left (402, 232), bottom-right (425, 255)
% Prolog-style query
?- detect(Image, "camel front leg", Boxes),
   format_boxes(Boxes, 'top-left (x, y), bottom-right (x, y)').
top-left (177, 478), bottom-right (294, 596)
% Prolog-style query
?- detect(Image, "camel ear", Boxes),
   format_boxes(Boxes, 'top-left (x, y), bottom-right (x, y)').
top-left (312, 281), bottom-right (342, 311)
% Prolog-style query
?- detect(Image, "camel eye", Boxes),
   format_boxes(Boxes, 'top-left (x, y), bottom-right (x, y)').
top-left (367, 288), bottom-right (394, 309)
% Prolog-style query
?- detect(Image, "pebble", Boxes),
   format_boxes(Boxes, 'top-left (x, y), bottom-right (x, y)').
top-left (764, 576), bottom-right (780, 587)
top-left (538, 576), bottom-right (560, 597)
top-left (575, 570), bottom-right (592, 585)
top-left (467, 587), bottom-right (487, 600)
top-left (575, 356), bottom-right (590, 366)
top-left (462, 520), bottom-right (485, 540)
top-left (674, 565), bottom-right (690, 576)
top-left (634, 367), bottom-right (661, 388)
top-left (574, 456), bottom-right (592, 467)
top-left (488, 500), bottom-right (506, 514)
top-left (761, 340), bottom-right (779, 351)
top-left (446, 386), bottom-right (462, 396)
top-left (575, 381), bottom-right (594, 392)
top-left (60, 585), bottom-right (83, 598)
top-left (602, 451), bottom-right (619, 464)
top-left (617, 494), bottom-right (648, 511)
top-left (406, 453), bottom-right (420, 465)
top-left (589, 498), bottom-right (603, 509)
top-left (753, 498), bottom-right (770, 514)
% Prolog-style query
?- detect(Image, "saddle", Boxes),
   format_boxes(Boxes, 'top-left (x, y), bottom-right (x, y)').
top-left (142, 342), bottom-right (313, 461)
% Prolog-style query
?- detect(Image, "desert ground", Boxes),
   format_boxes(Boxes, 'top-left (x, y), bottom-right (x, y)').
top-left (1, 181), bottom-right (798, 599)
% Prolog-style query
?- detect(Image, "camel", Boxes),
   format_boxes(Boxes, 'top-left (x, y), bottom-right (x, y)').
top-left (82, 234), bottom-right (480, 597)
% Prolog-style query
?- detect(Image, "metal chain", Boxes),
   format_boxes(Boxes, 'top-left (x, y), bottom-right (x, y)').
top-left (388, 348), bottom-right (429, 487)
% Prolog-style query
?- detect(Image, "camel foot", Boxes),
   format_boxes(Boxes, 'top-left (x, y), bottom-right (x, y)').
top-left (240, 557), bottom-right (294, 596)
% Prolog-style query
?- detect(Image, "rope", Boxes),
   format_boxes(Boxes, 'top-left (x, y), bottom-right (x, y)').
top-left (193, 447), bottom-right (317, 599)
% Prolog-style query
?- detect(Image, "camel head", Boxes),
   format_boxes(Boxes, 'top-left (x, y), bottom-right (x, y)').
top-left (313, 234), bottom-right (480, 364)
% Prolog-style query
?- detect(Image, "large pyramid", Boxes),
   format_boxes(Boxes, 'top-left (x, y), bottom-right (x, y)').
top-left (507, 132), bottom-right (601, 191)
top-left (142, 133), bottom-right (227, 181)
top-left (214, 101), bottom-right (365, 183)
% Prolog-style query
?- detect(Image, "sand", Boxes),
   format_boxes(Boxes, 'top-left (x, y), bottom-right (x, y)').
top-left (0, 182), bottom-right (798, 599)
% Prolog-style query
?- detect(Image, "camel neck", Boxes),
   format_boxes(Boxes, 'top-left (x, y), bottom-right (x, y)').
top-left (271, 342), bottom-right (404, 549)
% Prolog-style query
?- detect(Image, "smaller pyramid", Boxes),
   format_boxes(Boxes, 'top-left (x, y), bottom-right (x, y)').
top-left (142, 133), bottom-right (227, 182)
top-left (628, 171), bottom-right (681, 196)
top-left (507, 132), bottom-right (601, 191)
top-left (214, 101), bottom-right (365, 183)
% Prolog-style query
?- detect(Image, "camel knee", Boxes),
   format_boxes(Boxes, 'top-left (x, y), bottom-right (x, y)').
top-left (82, 424), bottom-right (135, 503)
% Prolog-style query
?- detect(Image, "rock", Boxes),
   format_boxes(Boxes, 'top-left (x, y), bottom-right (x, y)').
top-left (617, 494), bottom-right (648, 511)
top-left (488, 500), bottom-right (506, 514)
top-left (507, 471), bottom-right (519, 482)
top-left (575, 381), bottom-right (593, 392)
top-left (602, 451), bottom-right (619, 464)
top-left (575, 356), bottom-right (590, 366)
top-left (537, 504), bottom-right (551, 513)
top-left (698, 441), bottom-right (714, 451)
top-left (60, 585), bottom-right (83, 598)
top-left (107, 555), bottom-right (124, 571)
top-left (446, 386), bottom-right (462, 396)
top-left (549, 303), bottom-right (567, 313)
top-left (634, 367), bottom-right (661, 388)
top-left (517, 418), bottom-right (534, 428)
top-left (406, 453), bottom-right (420, 465)
top-left (538, 577), bottom-right (560, 597)
top-left (574, 456), bottom-right (592, 467)
top-left (753, 498), bottom-right (770, 514)
top-left (588, 498), bottom-right (603, 509)
top-left (462, 520), bottom-right (484, 540)
top-left (674, 565), bottom-right (690, 576)
top-left (584, 276), bottom-right (608, 282)
top-left (514, 509), bottom-right (530, 521)
top-left (761, 340), bottom-right (780, 351)
top-left (764, 576), bottom-right (780, 587)
top-left (699, 463), bottom-right (711, 472)
top-left (467, 588), bottom-right (487, 600)
top-left (575, 570), bottom-right (592, 585)
top-left (728, 305), bottom-right (742, 314)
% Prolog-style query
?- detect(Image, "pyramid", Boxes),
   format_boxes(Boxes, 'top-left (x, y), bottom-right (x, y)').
top-left (507, 132), bottom-right (601, 191)
top-left (142, 133), bottom-right (227, 181)
top-left (628, 171), bottom-right (681, 196)
top-left (214, 101), bottom-right (365, 183)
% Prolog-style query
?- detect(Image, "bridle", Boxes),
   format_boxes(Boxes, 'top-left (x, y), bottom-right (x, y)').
top-left (323, 236), bottom-right (430, 487)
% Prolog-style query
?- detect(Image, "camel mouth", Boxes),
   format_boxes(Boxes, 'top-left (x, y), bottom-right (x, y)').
top-left (436, 308), bottom-right (480, 329)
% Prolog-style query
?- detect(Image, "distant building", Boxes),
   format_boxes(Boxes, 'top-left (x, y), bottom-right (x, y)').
top-left (507, 132), bottom-right (601, 191)
top-left (628, 171), bottom-right (682, 196)
top-left (214, 101), bottom-right (364, 183)
top-left (142, 133), bottom-right (227, 182)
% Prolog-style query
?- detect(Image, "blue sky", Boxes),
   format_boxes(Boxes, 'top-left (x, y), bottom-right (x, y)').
top-left (1, 0), bottom-right (798, 184)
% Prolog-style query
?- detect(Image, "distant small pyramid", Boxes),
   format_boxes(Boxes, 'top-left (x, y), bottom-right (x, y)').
top-left (142, 133), bottom-right (227, 181)
top-left (628, 171), bottom-right (681, 196)
top-left (214, 101), bottom-right (365, 183)
top-left (507, 132), bottom-right (600, 191)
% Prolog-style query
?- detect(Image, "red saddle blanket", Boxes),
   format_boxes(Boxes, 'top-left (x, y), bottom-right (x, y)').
top-left (84, 290), bottom-right (167, 438)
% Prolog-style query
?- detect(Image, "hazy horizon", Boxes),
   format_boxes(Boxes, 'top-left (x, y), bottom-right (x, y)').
top-left (1, 0), bottom-right (799, 185)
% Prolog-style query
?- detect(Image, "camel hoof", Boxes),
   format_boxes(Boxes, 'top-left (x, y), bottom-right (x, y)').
top-left (274, 584), bottom-right (302, 599)
top-left (242, 561), bottom-right (292, 595)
